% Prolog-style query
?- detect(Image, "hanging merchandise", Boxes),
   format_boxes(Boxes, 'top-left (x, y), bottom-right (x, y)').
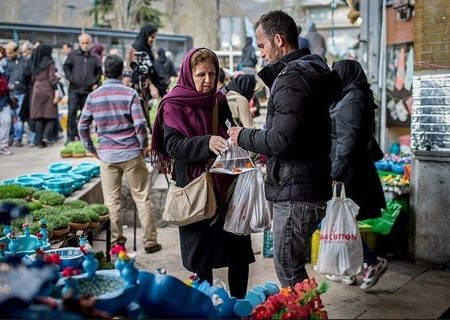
top-left (395, 99), bottom-right (409, 122)
top-left (404, 47), bottom-right (414, 91)
top-left (395, 47), bottom-right (406, 91)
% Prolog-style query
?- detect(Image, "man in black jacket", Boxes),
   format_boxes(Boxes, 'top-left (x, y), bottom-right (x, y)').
top-left (229, 10), bottom-right (342, 288)
top-left (63, 33), bottom-right (102, 143)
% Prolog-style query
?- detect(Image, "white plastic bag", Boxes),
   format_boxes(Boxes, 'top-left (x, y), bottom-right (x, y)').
top-left (224, 166), bottom-right (272, 235)
top-left (315, 184), bottom-right (363, 276)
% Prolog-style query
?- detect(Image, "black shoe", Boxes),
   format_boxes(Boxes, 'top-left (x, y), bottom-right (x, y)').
top-left (145, 243), bottom-right (162, 254)
top-left (38, 142), bottom-right (48, 148)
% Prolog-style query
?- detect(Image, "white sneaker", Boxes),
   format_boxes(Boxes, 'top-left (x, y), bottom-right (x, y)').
top-left (326, 274), bottom-right (357, 285)
top-left (360, 257), bottom-right (388, 290)
top-left (0, 147), bottom-right (12, 156)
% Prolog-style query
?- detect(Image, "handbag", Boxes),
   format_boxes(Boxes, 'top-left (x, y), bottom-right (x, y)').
top-left (161, 101), bottom-right (219, 226)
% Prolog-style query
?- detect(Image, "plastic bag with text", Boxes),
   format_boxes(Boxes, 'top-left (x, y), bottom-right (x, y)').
top-left (315, 184), bottom-right (363, 276)
top-left (224, 166), bottom-right (272, 235)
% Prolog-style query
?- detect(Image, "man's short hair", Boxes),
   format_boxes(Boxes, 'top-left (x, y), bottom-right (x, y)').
top-left (255, 10), bottom-right (299, 48)
top-left (63, 43), bottom-right (73, 49)
top-left (104, 54), bottom-right (124, 79)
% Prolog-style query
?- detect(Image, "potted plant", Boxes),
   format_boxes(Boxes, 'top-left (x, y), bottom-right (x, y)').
top-left (60, 146), bottom-right (73, 158)
top-left (71, 142), bottom-right (87, 158)
top-left (88, 204), bottom-right (109, 222)
top-left (64, 200), bottom-right (88, 209)
top-left (66, 211), bottom-right (90, 231)
top-left (33, 190), bottom-right (65, 206)
top-left (87, 210), bottom-right (100, 229)
top-left (47, 215), bottom-right (70, 239)
top-left (0, 185), bottom-right (29, 200)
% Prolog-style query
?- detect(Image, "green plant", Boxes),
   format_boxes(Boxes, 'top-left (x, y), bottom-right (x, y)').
top-left (31, 206), bottom-right (61, 221)
top-left (95, 251), bottom-right (114, 270)
top-left (33, 190), bottom-right (65, 206)
top-left (88, 204), bottom-right (109, 216)
top-left (26, 201), bottom-right (43, 212)
top-left (0, 185), bottom-right (30, 200)
top-left (0, 198), bottom-right (28, 207)
top-left (47, 214), bottom-right (70, 230)
top-left (29, 221), bottom-right (41, 235)
top-left (10, 217), bottom-right (25, 233)
top-left (66, 211), bottom-right (90, 224)
top-left (64, 200), bottom-right (88, 209)
top-left (87, 211), bottom-right (100, 223)
top-left (24, 187), bottom-right (38, 197)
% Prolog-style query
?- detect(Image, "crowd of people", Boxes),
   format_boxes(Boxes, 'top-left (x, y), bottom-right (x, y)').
top-left (0, 10), bottom-right (388, 297)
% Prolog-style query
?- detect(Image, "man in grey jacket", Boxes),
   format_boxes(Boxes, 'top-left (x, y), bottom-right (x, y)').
top-left (229, 10), bottom-right (342, 287)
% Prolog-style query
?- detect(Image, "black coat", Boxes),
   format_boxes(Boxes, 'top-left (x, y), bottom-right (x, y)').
top-left (63, 48), bottom-right (102, 94)
top-left (330, 88), bottom-right (386, 220)
top-left (238, 50), bottom-right (342, 202)
top-left (162, 105), bottom-right (254, 271)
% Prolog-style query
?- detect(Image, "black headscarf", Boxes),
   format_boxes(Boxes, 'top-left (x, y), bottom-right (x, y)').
top-left (225, 74), bottom-right (256, 101)
top-left (31, 44), bottom-right (53, 75)
top-left (132, 24), bottom-right (158, 61)
top-left (332, 59), bottom-right (377, 109)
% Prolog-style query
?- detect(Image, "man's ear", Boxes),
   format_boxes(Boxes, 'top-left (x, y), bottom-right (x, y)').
top-left (273, 34), bottom-right (284, 48)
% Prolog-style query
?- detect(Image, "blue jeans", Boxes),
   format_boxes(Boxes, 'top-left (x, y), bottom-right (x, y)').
top-left (10, 93), bottom-right (25, 142)
top-left (273, 201), bottom-right (326, 288)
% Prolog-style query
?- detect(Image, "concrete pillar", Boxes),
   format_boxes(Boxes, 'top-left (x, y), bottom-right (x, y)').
top-left (410, 0), bottom-right (450, 266)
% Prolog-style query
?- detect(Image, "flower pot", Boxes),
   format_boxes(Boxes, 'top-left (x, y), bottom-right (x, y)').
top-left (89, 222), bottom-right (100, 229)
top-left (69, 222), bottom-right (90, 232)
top-left (51, 226), bottom-right (70, 239)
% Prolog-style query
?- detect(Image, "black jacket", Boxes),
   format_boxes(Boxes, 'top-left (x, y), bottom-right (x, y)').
top-left (238, 50), bottom-right (342, 202)
top-left (330, 88), bottom-right (386, 219)
top-left (63, 48), bottom-right (102, 94)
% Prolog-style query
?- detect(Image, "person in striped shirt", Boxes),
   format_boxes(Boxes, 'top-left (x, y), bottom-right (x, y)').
top-left (78, 54), bottom-right (161, 254)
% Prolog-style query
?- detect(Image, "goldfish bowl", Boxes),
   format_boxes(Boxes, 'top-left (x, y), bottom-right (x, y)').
top-left (1, 235), bottom-right (51, 256)
top-left (28, 247), bottom-right (85, 269)
top-left (54, 270), bottom-right (140, 315)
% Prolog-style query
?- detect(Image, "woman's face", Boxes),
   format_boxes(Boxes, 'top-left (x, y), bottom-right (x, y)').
top-left (192, 60), bottom-right (216, 93)
top-left (147, 33), bottom-right (157, 47)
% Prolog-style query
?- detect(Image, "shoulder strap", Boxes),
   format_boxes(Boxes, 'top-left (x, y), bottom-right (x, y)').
top-left (212, 99), bottom-right (218, 135)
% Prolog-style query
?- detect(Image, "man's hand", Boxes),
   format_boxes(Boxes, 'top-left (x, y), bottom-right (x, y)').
top-left (228, 126), bottom-right (243, 145)
top-left (209, 135), bottom-right (228, 155)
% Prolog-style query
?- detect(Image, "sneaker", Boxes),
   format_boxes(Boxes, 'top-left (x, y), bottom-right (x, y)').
top-left (145, 243), bottom-right (162, 254)
top-left (360, 257), bottom-right (388, 290)
top-left (12, 141), bottom-right (24, 147)
top-left (326, 274), bottom-right (357, 285)
top-left (0, 147), bottom-right (12, 156)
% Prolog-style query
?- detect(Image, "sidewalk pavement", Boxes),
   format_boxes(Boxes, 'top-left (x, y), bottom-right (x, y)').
top-left (1, 139), bottom-right (450, 319)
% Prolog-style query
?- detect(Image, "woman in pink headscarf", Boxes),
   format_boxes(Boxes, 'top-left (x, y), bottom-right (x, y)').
top-left (151, 48), bottom-right (254, 298)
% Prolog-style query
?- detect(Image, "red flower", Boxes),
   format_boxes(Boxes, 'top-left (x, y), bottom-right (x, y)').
top-left (110, 243), bottom-right (126, 256)
top-left (62, 267), bottom-right (74, 278)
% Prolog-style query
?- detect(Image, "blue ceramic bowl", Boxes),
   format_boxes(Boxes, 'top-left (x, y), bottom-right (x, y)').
top-left (70, 167), bottom-right (92, 182)
top-left (56, 173), bottom-right (84, 190)
top-left (45, 177), bottom-right (75, 189)
top-left (45, 185), bottom-right (74, 196)
top-left (1, 178), bottom-right (17, 185)
top-left (1, 235), bottom-right (51, 256)
top-left (48, 162), bottom-right (73, 174)
top-left (15, 176), bottom-right (44, 189)
top-left (78, 162), bottom-right (100, 177)
top-left (29, 172), bottom-right (57, 181)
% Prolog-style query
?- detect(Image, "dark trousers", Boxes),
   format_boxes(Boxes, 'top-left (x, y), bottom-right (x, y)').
top-left (35, 118), bottom-right (55, 146)
top-left (67, 90), bottom-right (88, 142)
top-left (196, 264), bottom-right (249, 299)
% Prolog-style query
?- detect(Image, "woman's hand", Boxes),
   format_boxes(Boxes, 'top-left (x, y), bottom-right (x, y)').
top-left (209, 135), bottom-right (228, 155)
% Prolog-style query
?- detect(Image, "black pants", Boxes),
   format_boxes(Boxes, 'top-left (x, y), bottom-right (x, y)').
top-left (67, 90), bottom-right (88, 142)
top-left (196, 264), bottom-right (249, 299)
top-left (35, 118), bottom-right (55, 146)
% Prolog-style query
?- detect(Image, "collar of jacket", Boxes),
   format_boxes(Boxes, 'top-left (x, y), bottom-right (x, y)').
top-left (257, 48), bottom-right (311, 89)
top-left (75, 48), bottom-right (93, 56)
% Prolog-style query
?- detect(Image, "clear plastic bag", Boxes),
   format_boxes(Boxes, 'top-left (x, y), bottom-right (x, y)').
top-left (314, 184), bottom-right (363, 276)
top-left (224, 166), bottom-right (272, 235)
top-left (210, 139), bottom-right (255, 175)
